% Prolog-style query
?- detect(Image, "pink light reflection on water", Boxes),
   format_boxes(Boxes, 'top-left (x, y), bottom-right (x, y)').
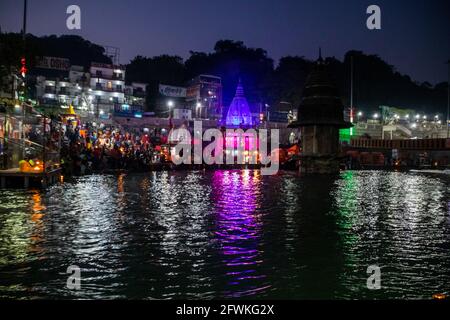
top-left (211, 170), bottom-right (271, 298)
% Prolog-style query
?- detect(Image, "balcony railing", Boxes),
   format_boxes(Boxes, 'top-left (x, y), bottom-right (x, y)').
top-left (93, 85), bottom-right (124, 93)
top-left (91, 73), bottom-right (124, 81)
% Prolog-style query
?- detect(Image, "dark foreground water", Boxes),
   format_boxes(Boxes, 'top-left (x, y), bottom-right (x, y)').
top-left (0, 170), bottom-right (449, 299)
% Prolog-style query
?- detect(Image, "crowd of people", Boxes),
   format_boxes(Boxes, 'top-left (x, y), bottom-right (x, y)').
top-left (60, 122), bottom-right (171, 176)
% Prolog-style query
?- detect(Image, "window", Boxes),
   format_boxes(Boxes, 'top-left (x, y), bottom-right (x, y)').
top-left (96, 82), bottom-right (102, 90)
top-left (107, 82), bottom-right (112, 90)
top-left (116, 85), bottom-right (122, 92)
top-left (96, 70), bottom-right (102, 77)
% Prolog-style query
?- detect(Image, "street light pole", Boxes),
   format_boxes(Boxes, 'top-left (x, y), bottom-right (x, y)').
top-left (350, 55), bottom-right (354, 136)
top-left (22, 0), bottom-right (27, 42)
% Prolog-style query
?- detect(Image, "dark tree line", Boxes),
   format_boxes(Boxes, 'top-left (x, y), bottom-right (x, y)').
top-left (1, 33), bottom-right (448, 115)
top-left (0, 33), bottom-right (111, 70)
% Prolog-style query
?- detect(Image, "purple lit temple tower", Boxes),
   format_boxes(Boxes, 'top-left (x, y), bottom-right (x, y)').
top-left (225, 79), bottom-right (253, 127)
top-left (289, 51), bottom-right (352, 174)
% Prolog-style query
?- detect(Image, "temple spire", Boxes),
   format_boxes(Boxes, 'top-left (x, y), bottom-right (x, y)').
top-left (226, 79), bottom-right (253, 126)
top-left (318, 47), bottom-right (323, 63)
top-left (235, 77), bottom-right (244, 97)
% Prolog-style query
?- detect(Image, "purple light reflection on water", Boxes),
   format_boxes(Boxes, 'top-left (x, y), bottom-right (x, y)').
top-left (211, 170), bottom-right (271, 298)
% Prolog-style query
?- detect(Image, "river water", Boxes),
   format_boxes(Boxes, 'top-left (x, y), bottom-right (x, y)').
top-left (0, 170), bottom-right (449, 299)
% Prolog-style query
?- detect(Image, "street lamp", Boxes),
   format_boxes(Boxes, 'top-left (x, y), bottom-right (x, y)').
top-left (373, 113), bottom-right (379, 119)
top-left (357, 111), bottom-right (363, 122)
top-left (167, 100), bottom-right (174, 108)
top-left (196, 102), bottom-right (202, 118)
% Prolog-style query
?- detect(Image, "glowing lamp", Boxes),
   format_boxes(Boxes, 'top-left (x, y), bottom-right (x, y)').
top-left (432, 293), bottom-right (447, 300)
top-left (20, 57), bottom-right (27, 77)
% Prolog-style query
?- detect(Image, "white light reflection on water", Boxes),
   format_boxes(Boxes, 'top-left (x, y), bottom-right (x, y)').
top-left (0, 170), bottom-right (448, 299)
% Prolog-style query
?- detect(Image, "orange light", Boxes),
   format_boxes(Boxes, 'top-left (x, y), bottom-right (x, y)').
top-left (433, 293), bottom-right (447, 300)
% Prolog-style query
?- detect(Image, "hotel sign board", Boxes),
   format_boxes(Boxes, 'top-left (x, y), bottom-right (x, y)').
top-left (159, 84), bottom-right (186, 98)
top-left (35, 56), bottom-right (71, 71)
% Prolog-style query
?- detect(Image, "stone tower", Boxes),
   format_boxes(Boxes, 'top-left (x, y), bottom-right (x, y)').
top-left (289, 51), bottom-right (352, 174)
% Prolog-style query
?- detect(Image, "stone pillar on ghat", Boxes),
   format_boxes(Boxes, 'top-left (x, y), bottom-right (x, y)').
top-left (289, 50), bottom-right (352, 174)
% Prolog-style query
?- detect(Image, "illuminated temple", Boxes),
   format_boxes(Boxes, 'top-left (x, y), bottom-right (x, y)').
top-left (223, 79), bottom-right (257, 162)
top-left (225, 79), bottom-right (253, 127)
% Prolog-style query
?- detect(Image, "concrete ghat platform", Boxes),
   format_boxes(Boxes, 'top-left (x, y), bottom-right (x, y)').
top-left (0, 168), bottom-right (62, 189)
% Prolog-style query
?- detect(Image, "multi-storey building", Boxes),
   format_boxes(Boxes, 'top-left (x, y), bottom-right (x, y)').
top-left (114, 82), bottom-right (147, 117)
top-left (35, 61), bottom-right (147, 121)
top-left (89, 62), bottom-right (126, 119)
top-left (186, 75), bottom-right (222, 120)
top-left (36, 65), bottom-right (89, 113)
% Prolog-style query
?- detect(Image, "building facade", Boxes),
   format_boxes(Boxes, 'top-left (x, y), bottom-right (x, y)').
top-left (89, 62), bottom-right (126, 119)
top-left (35, 60), bottom-right (147, 121)
top-left (186, 75), bottom-right (222, 120)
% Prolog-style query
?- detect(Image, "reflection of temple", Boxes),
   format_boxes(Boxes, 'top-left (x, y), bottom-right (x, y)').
top-left (289, 51), bottom-right (352, 174)
top-left (225, 79), bottom-right (253, 127)
top-left (211, 171), bottom-right (269, 298)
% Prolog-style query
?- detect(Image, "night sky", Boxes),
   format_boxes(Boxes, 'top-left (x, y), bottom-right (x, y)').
top-left (1, 0), bottom-right (449, 84)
